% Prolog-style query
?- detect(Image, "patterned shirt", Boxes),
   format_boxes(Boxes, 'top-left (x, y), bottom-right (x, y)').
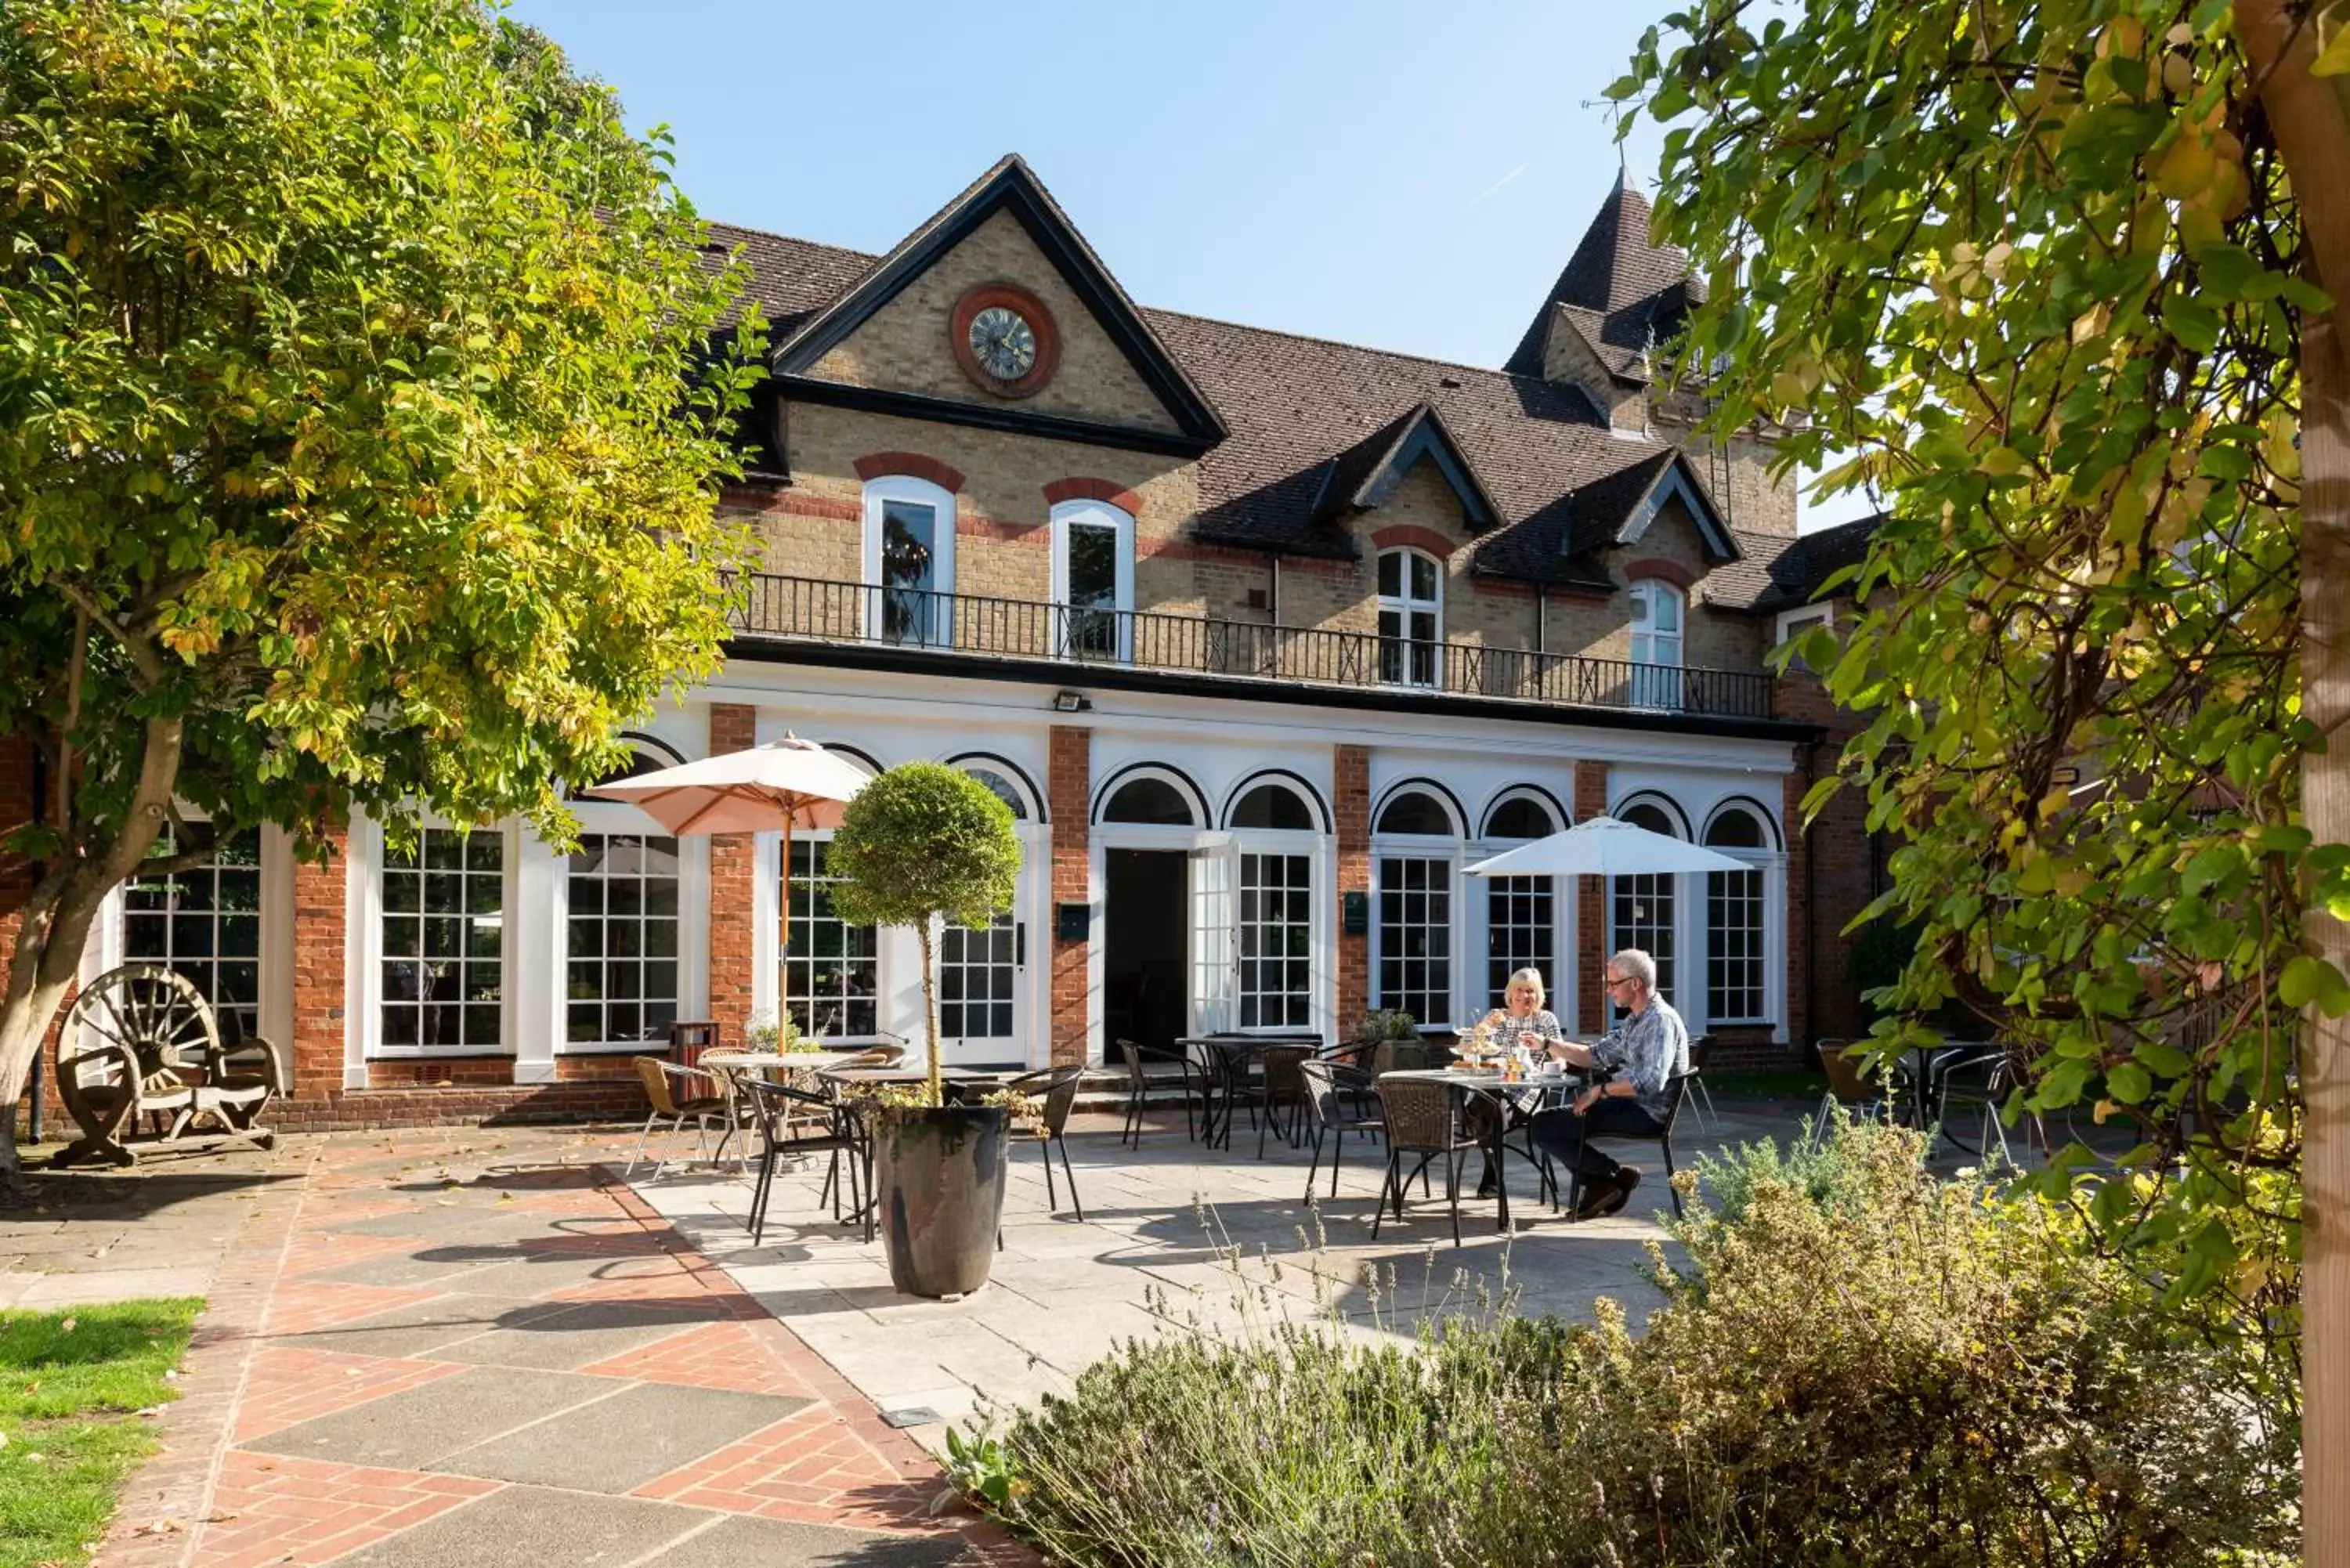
top-left (1593, 996), bottom-right (1690, 1119)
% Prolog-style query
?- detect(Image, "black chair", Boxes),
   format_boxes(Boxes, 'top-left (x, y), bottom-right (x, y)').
top-left (1298, 1059), bottom-right (1382, 1201)
top-left (1371, 1078), bottom-right (1483, 1247)
top-left (738, 1078), bottom-right (867, 1245)
top-left (1006, 1065), bottom-right (1088, 1221)
top-left (1197, 1039), bottom-right (1265, 1151)
top-left (1564, 1068), bottom-right (1700, 1222)
top-left (1932, 1043), bottom-right (2044, 1165)
top-left (1256, 1045), bottom-right (1316, 1158)
top-left (1116, 1038), bottom-right (1205, 1147)
top-left (1685, 1035), bottom-right (1720, 1130)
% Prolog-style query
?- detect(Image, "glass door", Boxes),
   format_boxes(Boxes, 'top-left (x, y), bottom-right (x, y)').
top-left (938, 911), bottom-right (1022, 1064)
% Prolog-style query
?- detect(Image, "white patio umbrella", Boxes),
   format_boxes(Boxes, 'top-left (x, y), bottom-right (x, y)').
top-left (1462, 815), bottom-right (1748, 880)
top-left (587, 734), bottom-right (873, 1005)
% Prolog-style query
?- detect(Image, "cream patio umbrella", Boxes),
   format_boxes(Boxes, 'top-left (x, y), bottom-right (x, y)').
top-left (587, 734), bottom-right (873, 1021)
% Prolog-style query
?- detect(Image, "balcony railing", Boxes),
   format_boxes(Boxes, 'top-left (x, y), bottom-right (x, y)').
top-left (727, 573), bottom-right (1777, 721)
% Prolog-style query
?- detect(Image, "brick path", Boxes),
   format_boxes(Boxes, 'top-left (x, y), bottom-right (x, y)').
top-left (93, 1129), bottom-right (1033, 1568)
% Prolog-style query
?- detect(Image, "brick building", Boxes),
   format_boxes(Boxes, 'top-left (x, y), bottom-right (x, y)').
top-left (12, 157), bottom-right (1880, 1132)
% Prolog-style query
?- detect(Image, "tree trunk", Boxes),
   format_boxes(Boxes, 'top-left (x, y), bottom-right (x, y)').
top-left (916, 921), bottom-right (941, 1108)
top-left (0, 714), bottom-right (186, 1187)
top-left (2241, 2), bottom-right (2350, 1557)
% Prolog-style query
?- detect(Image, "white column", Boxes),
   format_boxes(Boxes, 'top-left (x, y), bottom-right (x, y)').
top-left (343, 814), bottom-right (378, 1089)
top-left (510, 827), bottom-right (559, 1085)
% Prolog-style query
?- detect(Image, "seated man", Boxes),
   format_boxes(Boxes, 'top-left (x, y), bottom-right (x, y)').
top-left (1528, 948), bottom-right (1687, 1219)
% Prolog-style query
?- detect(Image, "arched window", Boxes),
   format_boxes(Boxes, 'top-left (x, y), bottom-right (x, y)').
top-left (1610, 797), bottom-right (1684, 1005)
top-left (1628, 580), bottom-right (1685, 710)
top-left (862, 475), bottom-right (956, 647)
top-left (1373, 784), bottom-right (1459, 1027)
top-left (1101, 773), bottom-right (1201, 827)
top-left (1377, 548), bottom-right (1443, 688)
top-left (1375, 789), bottom-right (1456, 837)
top-left (1051, 500), bottom-right (1134, 661)
top-left (1480, 791), bottom-right (1561, 1010)
top-left (562, 737), bottom-right (687, 1051)
top-left (1705, 802), bottom-right (1776, 1024)
top-left (1228, 781), bottom-right (1318, 832)
top-left (946, 754), bottom-right (1040, 822)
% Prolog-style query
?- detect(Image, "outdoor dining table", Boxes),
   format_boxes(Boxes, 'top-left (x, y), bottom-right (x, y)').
top-left (1178, 1034), bottom-right (1323, 1151)
top-left (818, 1064), bottom-right (1018, 1102)
top-left (1378, 1066), bottom-right (1585, 1233)
top-left (696, 1050), bottom-right (870, 1169)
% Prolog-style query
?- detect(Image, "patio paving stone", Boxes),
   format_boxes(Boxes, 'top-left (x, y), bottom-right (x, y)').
top-left (437, 1382), bottom-right (811, 1492)
top-left (240, 1366), bottom-right (620, 1471)
top-left (317, 1484), bottom-right (704, 1568)
top-left (649, 1512), bottom-right (964, 1566)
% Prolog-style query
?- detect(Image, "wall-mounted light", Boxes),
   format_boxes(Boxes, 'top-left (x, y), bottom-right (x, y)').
top-left (1052, 689), bottom-right (1093, 714)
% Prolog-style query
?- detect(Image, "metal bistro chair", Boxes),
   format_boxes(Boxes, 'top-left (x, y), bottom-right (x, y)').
top-left (1116, 1039), bottom-right (1206, 1147)
top-left (1564, 1069), bottom-right (1701, 1222)
top-left (1371, 1078), bottom-right (1483, 1248)
top-left (1684, 1035), bottom-right (1721, 1131)
top-left (1807, 1040), bottom-right (1895, 1148)
top-left (629, 1056), bottom-right (732, 1175)
top-left (1932, 1042), bottom-right (2047, 1167)
top-left (739, 1077), bottom-right (869, 1246)
top-left (1256, 1044), bottom-right (1317, 1158)
top-left (1006, 1064), bottom-right (1089, 1221)
top-left (1299, 1059), bottom-right (1383, 1201)
top-left (1196, 1038), bottom-right (1266, 1151)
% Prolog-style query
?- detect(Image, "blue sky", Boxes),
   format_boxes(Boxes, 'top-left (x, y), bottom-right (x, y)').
top-left (508, 1), bottom-right (1860, 529)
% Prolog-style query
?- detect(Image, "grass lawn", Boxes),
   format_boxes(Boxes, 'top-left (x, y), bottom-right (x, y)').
top-left (0, 1299), bottom-right (201, 1568)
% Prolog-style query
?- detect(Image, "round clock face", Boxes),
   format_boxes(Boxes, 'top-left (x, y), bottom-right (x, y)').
top-left (967, 305), bottom-right (1038, 383)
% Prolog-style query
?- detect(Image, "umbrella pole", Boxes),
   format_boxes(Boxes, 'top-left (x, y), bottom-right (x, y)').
top-left (779, 815), bottom-right (791, 1040)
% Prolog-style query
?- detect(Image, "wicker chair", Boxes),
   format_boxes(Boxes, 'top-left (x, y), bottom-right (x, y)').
top-left (738, 1077), bottom-right (868, 1245)
top-left (628, 1057), bottom-right (731, 1175)
top-left (1006, 1064), bottom-right (1089, 1220)
top-left (1564, 1069), bottom-right (1701, 1222)
top-left (1116, 1039), bottom-right (1204, 1147)
top-left (1371, 1078), bottom-right (1483, 1246)
top-left (1298, 1059), bottom-right (1382, 1201)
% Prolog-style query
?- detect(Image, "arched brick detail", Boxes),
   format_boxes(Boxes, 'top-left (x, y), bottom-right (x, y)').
top-left (1043, 477), bottom-right (1144, 515)
top-left (1368, 525), bottom-right (1457, 559)
top-left (1624, 557), bottom-right (1697, 589)
top-left (852, 452), bottom-right (965, 492)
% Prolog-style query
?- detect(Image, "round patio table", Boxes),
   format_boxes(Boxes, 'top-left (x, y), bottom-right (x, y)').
top-left (1378, 1067), bottom-right (1582, 1232)
top-left (1178, 1034), bottom-right (1322, 1151)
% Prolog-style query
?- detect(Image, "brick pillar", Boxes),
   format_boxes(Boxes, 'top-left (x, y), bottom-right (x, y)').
top-left (0, 733), bottom-right (63, 1130)
top-left (1334, 745), bottom-right (1371, 1027)
top-left (1574, 760), bottom-right (1611, 1032)
top-left (291, 830), bottom-right (347, 1101)
top-left (1047, 725), bottom-right (1091, 1067)
top-left (707, 703), bottom-right (758, 1047)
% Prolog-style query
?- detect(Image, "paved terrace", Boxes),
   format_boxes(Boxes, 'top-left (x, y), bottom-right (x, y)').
top-left (39, 1093), bottom-right (1831, 1568)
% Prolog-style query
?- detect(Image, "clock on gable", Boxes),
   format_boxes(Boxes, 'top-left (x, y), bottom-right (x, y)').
top-left (950, 284), bottom-right (1059, 399)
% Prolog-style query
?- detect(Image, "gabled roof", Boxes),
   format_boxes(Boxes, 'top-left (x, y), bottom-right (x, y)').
top-left (768, 155), bottom-right (1225, 453)
top-left (1502, 176), bottom-right (1703, 381)
top-left (1310, 403), bottom-right (1502, 532)
top-left (1704, 513), bottom-right (1883, 612)
top-left (706, 165), bottom-right (1794, 584)
top-left (1469, 447), bottom-right (1736, 585)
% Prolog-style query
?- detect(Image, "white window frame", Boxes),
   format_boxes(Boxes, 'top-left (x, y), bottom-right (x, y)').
top-left (1376, 547), bottom-right (1444, 689)
top-left (1473, 787), bottom-right (1567, 1015)
top-left (110, 818), bottom-right (279, 1046)
top-left (372, 819), bottom-right (517, 1058)
top-left (861, 474), bottom-right (957, 647)
top-left (779, 830), bottom-right (882, 1046)
top-left (1701, 800), bottom-right (1785, 1031)
top-left (1050, 499), bottom-right (1134, 662)
top-left (1628, 580), bottom-right (1686, 710)
top-left (1773, 603), bottom-right (1833, 647)
top-left (1235, 844), bottom-right (1317, 1032)
top-left (1371, 782), bottom-right (1463, 1028)
top-left (559, 822), bottom-right (686, 1054)
top-left (1607, 793), bottom-right (1688, 1015)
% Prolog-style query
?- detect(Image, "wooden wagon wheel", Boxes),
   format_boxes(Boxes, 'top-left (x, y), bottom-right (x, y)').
top-left (53, 964), bottom-right (218, 1168)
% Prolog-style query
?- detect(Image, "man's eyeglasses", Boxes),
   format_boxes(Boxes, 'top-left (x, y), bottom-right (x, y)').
top-left (1605, 974), bottom-right (1637, 991)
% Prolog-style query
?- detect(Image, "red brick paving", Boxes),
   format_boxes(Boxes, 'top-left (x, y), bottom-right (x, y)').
top-left (92, 1129), bottom-right (1036, 1567)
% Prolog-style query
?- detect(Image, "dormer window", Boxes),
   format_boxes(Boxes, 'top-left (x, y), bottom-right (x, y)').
top-left (1377, 548), bottom-right (1442, 688)
top-left (1628, 580), bottom-right (1684, 709)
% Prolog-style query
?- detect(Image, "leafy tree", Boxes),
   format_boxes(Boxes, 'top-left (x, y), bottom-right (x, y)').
top-left (1612, 0), bottom-right (2350, 1521)
top-left (826, 764), bottom-right (1021, 1107)
top-left (0, 0), bottom-right (765, 1177)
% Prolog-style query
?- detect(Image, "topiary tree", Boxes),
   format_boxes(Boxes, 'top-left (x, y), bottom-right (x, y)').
top-left (826, 764), bottom-right (1021, 1107)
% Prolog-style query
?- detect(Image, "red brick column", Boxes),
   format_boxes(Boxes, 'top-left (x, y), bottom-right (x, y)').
top-left (1047, 725), bottom-right (1090, 1067)
top-left (708, 703), bottom-right (759, 1048)
top-left (0, 733), bottom-right (64, 1129)
top-left (291, 830), bottom-right (347, 1101)
top-left (1782, 764), bottom-right (1813, 1054)
top-left (1334, 746), bottom-right (1371, 1027)
top-left (1574, 760), bottom-right (1611, 1032)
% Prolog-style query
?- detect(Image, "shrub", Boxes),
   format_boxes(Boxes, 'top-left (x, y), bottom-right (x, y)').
top-left (964, 1120), bottom-right (2298, 1566)
top-left (1690, 1102), bottom-right (1924, 1225)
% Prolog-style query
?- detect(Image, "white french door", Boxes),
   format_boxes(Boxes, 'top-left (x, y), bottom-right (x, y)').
top-left (1188, 836), bottom-right (1235, 1035)
top-left (937, 910), bottom-right (1023, 1065)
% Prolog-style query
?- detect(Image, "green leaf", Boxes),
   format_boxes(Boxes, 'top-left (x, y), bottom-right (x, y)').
top-left (2279, 955), bottom-right (2350, 1014)
top-left (2105, 1061), bottom-right (2153, 1104)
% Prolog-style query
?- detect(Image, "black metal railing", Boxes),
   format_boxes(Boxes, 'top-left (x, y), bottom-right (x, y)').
top-left (728, 574), bottom-right (1777, 720)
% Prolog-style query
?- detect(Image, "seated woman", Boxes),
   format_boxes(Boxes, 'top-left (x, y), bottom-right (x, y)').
top-left (1466, 966), bottom-right (1565, 1198)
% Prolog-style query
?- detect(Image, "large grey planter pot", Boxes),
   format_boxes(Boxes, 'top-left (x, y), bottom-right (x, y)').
top-left (871, 1104), bottom-right (1012, 1299)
